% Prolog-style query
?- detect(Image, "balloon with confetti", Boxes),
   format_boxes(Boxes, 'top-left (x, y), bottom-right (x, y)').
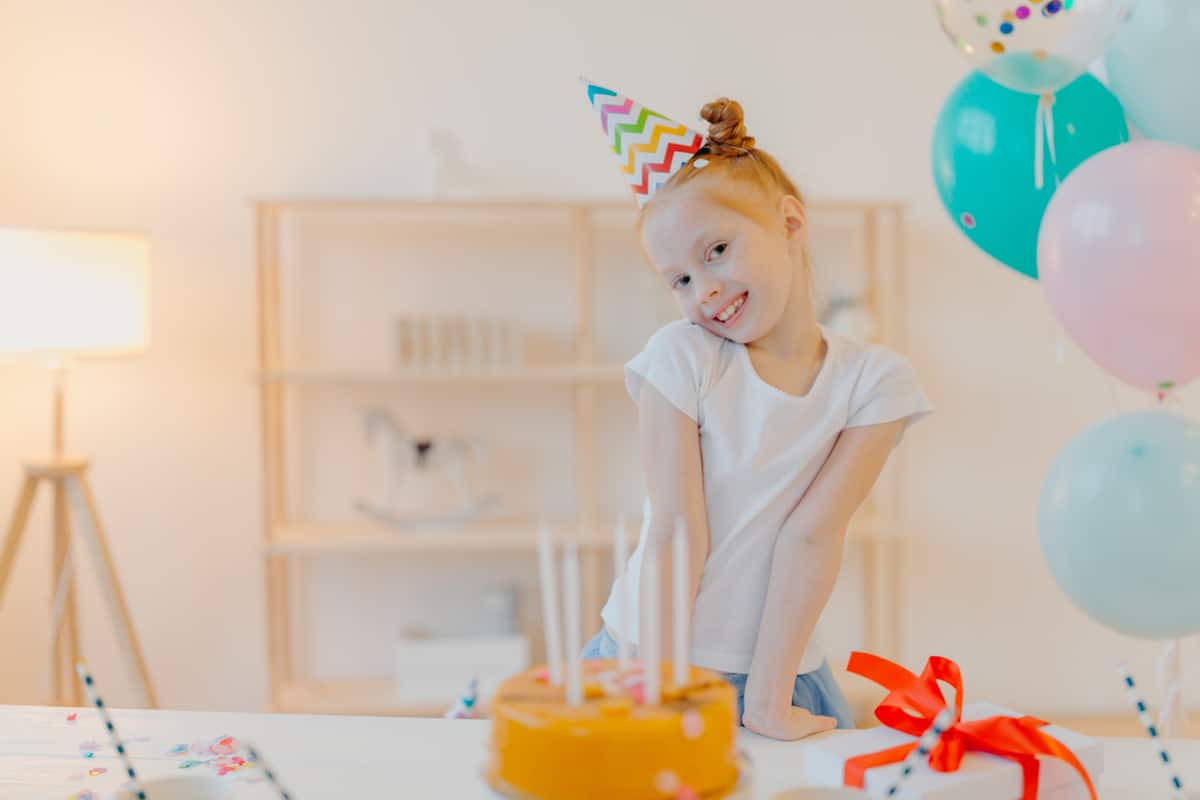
top-left (934, 0), bottom-right (1128, 93)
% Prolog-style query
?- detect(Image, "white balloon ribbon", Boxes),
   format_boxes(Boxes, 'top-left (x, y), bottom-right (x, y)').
top-left (1035, 92), bottom-right (1059, 191)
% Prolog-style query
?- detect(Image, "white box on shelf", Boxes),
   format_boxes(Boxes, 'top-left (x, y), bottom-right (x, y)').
top-left (393, 633), bottom-right (529, 705)
top-left (804, 702), bottom-right (1103, 800)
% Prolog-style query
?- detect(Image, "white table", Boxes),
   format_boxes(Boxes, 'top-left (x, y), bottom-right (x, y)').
top-left (1, 704), bottom-right (1196, 799)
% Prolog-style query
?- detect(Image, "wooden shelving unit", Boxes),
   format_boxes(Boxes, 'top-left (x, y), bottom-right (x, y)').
top-left (258, 364), bottom-right (625, 386)
top-left (255, 196), bottom-right (910, 716)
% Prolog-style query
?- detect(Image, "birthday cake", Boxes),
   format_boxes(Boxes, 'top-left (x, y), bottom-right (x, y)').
top-left (486, 659), bottom-right (740, 800)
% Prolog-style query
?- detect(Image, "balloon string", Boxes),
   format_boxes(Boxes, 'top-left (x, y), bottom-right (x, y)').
top-left (1034, 93), bottom-right (1058, 191)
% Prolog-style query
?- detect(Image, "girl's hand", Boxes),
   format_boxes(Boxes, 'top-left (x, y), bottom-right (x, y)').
top-left (742, 706), bottom-right (837, 741)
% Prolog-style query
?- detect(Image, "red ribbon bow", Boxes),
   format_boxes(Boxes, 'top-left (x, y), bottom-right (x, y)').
top-left (843, 652), bottom-right (1097, 800)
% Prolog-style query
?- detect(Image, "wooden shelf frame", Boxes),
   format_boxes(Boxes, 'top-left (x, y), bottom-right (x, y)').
top-left (255, 195), bottom-right (909, 716)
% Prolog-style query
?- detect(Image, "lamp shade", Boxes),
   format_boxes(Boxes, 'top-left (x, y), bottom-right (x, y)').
top-left (0, 227), bottom-right (150, 358)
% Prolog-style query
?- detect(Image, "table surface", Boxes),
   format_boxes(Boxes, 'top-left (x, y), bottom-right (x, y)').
top-left (1, 704), bottom-right (1197, 799)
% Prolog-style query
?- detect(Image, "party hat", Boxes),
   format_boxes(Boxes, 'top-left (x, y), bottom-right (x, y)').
top-left (581, 77), bottom-right (704, 207)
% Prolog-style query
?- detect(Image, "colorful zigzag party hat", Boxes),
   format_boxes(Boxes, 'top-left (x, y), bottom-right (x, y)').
top-left (581, 77), bottom-right (705, 207)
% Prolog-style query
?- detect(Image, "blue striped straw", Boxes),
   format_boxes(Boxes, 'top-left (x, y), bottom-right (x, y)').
top-left (884, 706), bottom-right (956, 798)
top-left (245, 742), bottom-right (293, 799)
top-left (74, 663), bottom-right (147, 800)
top-left (1119, 662), bottom-right (1186, 799)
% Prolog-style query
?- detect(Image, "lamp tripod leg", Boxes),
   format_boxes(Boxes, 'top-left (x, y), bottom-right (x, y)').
top-left (65, 473), bottom-right (158, 708)
top-left (0, 477), bottom-right (39, 608)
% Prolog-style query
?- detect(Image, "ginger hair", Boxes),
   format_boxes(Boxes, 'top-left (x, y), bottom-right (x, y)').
top-left (645, 97), bottom-right (805, 217)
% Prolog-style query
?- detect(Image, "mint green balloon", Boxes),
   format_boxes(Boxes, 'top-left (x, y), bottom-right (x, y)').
top-left (931, 71), bottom-right (1129, 280)
top-left (1105, 0), bottom-right (1200, 150)
top-left (1040, 411), bottom-right (1200, 640)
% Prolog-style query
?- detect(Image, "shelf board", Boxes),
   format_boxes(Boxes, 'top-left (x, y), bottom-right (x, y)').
top-left (257, 364), bottom-right (624, 386)
top-left (265, 518), bottom-right (614, 556)
top-left (252, 196), bottom-right (903, 213)
top-left (265, 514), bottom-right (899, 557)
top-left (276, 677), bottom-right (452, 717)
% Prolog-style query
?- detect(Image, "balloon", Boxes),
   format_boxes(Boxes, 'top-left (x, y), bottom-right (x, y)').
top-left (932, 72), bottom-right (1128, 280)
top-left (1040, 411), bottom-right (1200, 640)
top-left (934, 0), bottom-right (1125, 94)
top-left (1039, 141), bottom-right (1200, 392)
top-left (1105, 0), bottom-right (1200, 150)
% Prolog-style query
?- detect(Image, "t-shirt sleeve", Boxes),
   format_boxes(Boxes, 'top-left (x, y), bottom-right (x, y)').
top-left (624, 321), bottom-right (715, 423)
top-left (846, 347), bottom-right (932, 436)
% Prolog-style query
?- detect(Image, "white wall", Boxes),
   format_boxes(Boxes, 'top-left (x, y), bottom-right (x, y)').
top-left (1, 0), bottom-right (1194, 714)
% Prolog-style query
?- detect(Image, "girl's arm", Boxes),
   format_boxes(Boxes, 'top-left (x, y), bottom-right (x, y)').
top-left (742, 419), bottom-right (906, 740)
top-left (636, 380), bottom-right (710, 664)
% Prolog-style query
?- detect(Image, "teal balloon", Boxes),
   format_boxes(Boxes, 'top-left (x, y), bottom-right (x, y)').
top-left (1105, 0), bottom-right (1200, 150)
top-left (931, 72), bottom-right (1129, 280)
top-left (1040, 412), bottom-right (1200, 640)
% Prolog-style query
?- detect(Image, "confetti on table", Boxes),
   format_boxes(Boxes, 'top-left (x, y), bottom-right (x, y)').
top-left (167, 743), bottom-right (188, 755)
top-left (67, 792), bottom-right (96, 800)
top-left (210, 736), bottom-right (239, 755)
top-left (214, 755), bottom-right (249, 776)
top-left (87, 768), bottom-right (107, 777)
top-left (78, 740), bottom-right (101, 756)
top-left (66, 712), bottom-right (78, 722)
top-left (179, 760), bottom-right (203, 769)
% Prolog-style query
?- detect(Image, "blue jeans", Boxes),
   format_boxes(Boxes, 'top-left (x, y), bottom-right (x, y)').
top-left (580, 627), bottom-right (855, 729)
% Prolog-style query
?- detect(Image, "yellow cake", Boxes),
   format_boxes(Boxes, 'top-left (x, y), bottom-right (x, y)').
top-left (487, 658), bottom-right (739, 800)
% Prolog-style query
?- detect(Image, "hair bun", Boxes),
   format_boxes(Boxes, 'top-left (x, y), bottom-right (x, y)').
top-left (699, 97), bottom-right (755, 151)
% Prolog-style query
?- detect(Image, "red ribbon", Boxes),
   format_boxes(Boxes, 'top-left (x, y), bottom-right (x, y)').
top-left (842, 652), bottom-right (1097, 800)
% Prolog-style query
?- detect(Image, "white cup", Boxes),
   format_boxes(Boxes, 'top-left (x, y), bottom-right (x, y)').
top-left (114, 775), bottom-right (233, 800)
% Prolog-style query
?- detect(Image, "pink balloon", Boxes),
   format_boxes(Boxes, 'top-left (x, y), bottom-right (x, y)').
top-left (1039, 142), bottom-right (1200, 392)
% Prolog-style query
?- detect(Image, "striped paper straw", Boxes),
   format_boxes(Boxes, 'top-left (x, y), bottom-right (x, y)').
top-left (246, 742), bottom-right (293, 799)
top-left (74, 663), bottom-right (147, 800)
top-left (1118, 662), bottom-right (1186, 799)
top-left (884, 706), bottom-right (956, 798)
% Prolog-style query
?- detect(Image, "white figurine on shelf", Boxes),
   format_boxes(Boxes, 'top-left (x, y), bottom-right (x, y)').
top-left (355, 408), bottom-right (499, 529)
top-left (428, 128), bottom-right (500, 197)
top-left (820, 295), bottom-right (875, 342)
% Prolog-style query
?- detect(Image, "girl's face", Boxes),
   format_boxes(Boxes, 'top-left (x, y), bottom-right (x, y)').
top-left (641, 180), bottom-right (807, 345)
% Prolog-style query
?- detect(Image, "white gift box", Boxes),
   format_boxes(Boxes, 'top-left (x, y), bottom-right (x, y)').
top-left (804, 702), bottom-right (1104, 800)
top-left (394, 634), bottom-right (529, 706)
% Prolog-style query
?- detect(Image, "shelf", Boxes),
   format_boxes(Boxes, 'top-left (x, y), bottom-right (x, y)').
top-left (264, 514), bottom-right (899, 557)
top-left (264, 518), bottom-right (615, 557)
top-left (257, 364), bottom-right (625, 386)
top-left (277, 677), bottom-right (452, 717)
top-left (253, 196), bottom-right (904, 214)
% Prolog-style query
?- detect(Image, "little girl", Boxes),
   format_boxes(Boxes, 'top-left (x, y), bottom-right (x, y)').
top-left (580, 83), bottom-right (932, 741)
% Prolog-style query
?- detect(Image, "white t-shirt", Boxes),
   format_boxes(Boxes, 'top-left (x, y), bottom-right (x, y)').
top-left (600, 320), bottom-right (932, 676)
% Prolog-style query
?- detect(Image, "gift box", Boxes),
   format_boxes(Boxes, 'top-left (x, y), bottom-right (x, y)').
top-left (804, 653), bottom-right (1103, 800)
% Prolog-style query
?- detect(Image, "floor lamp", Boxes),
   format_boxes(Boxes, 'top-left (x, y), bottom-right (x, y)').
top-left (0, 227), bottom-right (158, 707)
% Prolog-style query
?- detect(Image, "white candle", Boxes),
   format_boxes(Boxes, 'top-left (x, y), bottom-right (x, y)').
top-left (563, 541), bottom-right (582, 706)
top-left (673, 518), bottom-right (690, 688)
top-left (613, 515), bottom-right (631, 668)
top-left (643, 539), bottom-right (661, 705)
top-left (537, 522), bottom-right (563, 685)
